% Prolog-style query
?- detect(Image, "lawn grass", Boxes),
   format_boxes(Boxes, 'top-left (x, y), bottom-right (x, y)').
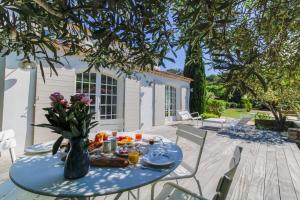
top-left (222, 108), bottom-right (254, 119)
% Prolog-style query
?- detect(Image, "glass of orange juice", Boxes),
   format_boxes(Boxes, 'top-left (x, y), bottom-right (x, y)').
top-left (135, 133), bottom-right (142, 141)
top-left (128, 151), bottom-right (139, 165)
top-left (112, 131), bottom-right (118, 137)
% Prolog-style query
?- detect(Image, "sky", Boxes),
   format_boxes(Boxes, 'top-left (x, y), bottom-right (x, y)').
top-left (161, 47), bottom-right (218, 76)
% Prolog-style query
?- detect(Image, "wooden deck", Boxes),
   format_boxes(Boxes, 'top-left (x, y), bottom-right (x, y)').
top-left (1, 123), bottom-right (300, 200)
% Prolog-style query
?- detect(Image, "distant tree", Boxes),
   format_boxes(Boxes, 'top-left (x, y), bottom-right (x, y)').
top-left (184, 43), bottom-right (206, 114)
top-left (166, 68), bottom-right (183, 75)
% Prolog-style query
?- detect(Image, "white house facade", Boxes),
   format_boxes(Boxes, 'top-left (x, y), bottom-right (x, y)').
top-left (2, 53), bottom-right (192, 154)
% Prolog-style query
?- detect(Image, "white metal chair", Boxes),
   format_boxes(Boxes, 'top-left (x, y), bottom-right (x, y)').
top-left (0, 130), bottom-right (53, 200)
top-left (0, 129), bottom-right (17, 163)
top-left (151, 124), bottom-right (207, 200)
top-left (177, 111), bottom-right (202, 127)
top-left (155, 146), bottom-right (243, 200)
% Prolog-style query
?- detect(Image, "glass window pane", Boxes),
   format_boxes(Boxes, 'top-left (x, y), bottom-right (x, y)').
top-left (89, 106), bottom-right (95, 113)
top-left (101, 85), bottom-right (106, 94)
top-left (112, 96), bottom-right (117, 104)
top-left (90, 95), bottom-right (96, 105)
top-left (90, 73), bottom-right (96, 83)
top-left (107, 85), bottom-right (112, 94)
top-left (112, 105), bottom-right (116, 114)
top-left (107, 77), bottom-right (112, 85)
top-left (112, 115), bottom-right (117, 119)
top-left (107, 106), bottom-right (111, 115)
top-left (100, 106), bottom-right (106, 115)
top-left (101, 95), bottom-right (106, 105)
top-left (76, 82), bottom-right (82, 93)
top-left (100, 115), bottom-right (106, 119)
top-left (113, 86), bottom-right (117, 95)
top-left (83, 83), bottom-right (89, 93)
top-left (83, 72), bottom-right (89, 82)
top-left (101, 75), bottom-right (106, 84)
top-left (107, 96), bottom-right (111, 104)
top-left (76, 73), bottom-right (82, 81)
top-left (107, 115), bottom-right (111, 119)
top-left (113, 79), bottom-right (117, 86)
top-left (90, 84), bottom-right (96, 93)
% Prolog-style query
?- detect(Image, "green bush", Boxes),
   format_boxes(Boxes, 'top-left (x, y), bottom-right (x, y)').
top-left (206, 99), bottom-right (227, 117)
top-left (241, 98), bottom-right (253, 112)
top-left (255, 112), bottom-right (272, 120)
top-left (229, 102), bottom-right (238, 108)
top-left (201, 112), bottom-right (219, 119)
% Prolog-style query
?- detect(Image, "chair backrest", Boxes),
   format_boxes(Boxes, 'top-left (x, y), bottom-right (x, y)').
top-left (175, 124), bottom-right (207, 174)
top-left (0, 129), bottom-right (17, 163)
top-left (177, 111), bottom-right (192, 121)
top-left (212, 146), bottom-right (243, 200)
top-left (0, 129), bottom-right (15, 142)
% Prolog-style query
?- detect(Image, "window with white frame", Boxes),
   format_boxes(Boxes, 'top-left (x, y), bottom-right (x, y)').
top-left (76, 72), bottom-right (96, 114)
top-left (75, 72), bottom-right (118, 120)
top-left (165, 85), bottom-right (176, 117)
top-left (100, 74), bottom-right (118, 120)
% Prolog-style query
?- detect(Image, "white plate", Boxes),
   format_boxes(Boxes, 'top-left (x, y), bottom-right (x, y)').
top-left (142, 151), bottom-right (174, 167)
top-left (25, 143), bottom-right (53, 154)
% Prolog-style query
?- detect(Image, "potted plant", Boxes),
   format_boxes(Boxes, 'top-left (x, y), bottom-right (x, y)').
top-left (36, 92), bottom-right (98, 179)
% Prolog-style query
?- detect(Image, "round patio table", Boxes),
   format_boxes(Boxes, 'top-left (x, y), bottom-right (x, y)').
top-left (9, 134), bottom-right (182, 199)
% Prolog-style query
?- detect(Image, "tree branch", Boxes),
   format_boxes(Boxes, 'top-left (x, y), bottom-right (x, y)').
top-left (33, 0), bottom-right (65, 18)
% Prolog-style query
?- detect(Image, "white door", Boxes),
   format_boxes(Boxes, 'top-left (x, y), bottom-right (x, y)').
top-left (140, 85), bottom-right (153, 130)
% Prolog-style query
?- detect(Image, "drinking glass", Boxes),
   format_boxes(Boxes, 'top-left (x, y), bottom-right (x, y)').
top-left (128, 151), bottom-right (139, 165)
top-left (135, 133), bottom-right (142, 141)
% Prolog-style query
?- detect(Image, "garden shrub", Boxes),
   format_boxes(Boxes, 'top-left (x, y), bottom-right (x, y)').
top-left (255, 112), bottom-right (272, 120)
top-left (206, 98), bottom-right (226, 117)
top-left (229, 102), bottom-right (238, 108)
top-left (241, 98), bottom-right (253, 112)
top-left (202, 112), bottom-right (219, 119)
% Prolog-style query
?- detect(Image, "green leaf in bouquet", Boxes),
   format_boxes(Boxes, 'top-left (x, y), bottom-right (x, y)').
top-left (70, 124), bottom-right (81, 138)
top-left (52, 136), bottom-right (64, 155)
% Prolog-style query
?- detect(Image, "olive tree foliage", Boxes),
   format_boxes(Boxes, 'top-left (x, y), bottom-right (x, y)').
top-left (173, 0), bottom-right (300, 130)
top-left (0, 0), bottom-right (175, 78)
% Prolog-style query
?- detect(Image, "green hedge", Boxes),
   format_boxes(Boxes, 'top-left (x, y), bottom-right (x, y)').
top-left (241, 98), bottom-right (253, 112)
top-left (206, 99), bottom-right (227, 117)
top-left (202, 112), bottom-right (219, 119)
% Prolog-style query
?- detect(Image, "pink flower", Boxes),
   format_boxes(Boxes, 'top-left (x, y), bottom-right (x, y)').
top-left (80, 97), bottom-right (92, 105)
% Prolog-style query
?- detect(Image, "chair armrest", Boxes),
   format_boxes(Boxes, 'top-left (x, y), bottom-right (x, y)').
top-left (161, 182), bottom-right (207, 200)
top-left (190, 112), bottom-right (200, 117)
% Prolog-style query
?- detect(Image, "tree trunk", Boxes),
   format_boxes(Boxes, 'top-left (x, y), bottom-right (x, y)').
top-left (265, 102), bottom-right (286, 131)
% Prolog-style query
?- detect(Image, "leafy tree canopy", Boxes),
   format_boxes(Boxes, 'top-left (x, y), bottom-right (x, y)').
top-left (0, 0), bottom-right (174, 75)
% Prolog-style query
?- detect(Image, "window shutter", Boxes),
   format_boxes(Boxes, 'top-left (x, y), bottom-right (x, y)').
top-left (154, 83), bottom-right (165, 126)
top-left (124, 78), bottom-right (140, 131)
top-left (33, 67), bottom-right (75, 144)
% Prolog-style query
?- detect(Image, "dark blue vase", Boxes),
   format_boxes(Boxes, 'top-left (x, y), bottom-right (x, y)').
top-left (64, 137), bottom-right (90, 179)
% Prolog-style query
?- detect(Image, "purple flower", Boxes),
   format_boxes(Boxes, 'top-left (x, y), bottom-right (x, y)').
top-left (70, 94), bottom-right (92, 105)
top-left (50, 92), bottom-right (64, 102)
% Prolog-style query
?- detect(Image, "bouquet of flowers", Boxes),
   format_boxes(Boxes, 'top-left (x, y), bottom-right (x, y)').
top-left (36, 92), bottom-right (98, 155)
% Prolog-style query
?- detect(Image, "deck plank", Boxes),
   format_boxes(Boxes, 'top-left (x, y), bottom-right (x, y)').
top-left (284, 144), bottom-right (300, 199)
top-left (227, 142), bottom-right (260, 200)
top-left (276, 144), bottom-right (298, 200)
top-left (246, 144), bottom-right (267, 200)
top-left (264, 145), bottom-right (280, 200)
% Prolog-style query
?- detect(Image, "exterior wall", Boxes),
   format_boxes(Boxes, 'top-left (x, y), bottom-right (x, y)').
top-left (136, 72), bottom-right (190, 124)
top-left (3, 53), bottom-right (36, 155)
top-left (2, 53), bottom-right (190, 151)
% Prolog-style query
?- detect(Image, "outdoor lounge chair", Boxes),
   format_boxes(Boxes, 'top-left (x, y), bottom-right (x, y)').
top-left (177, 111), bottom-right (202, 127)
top-left (228, 117), bottom-right (252, 132)
top-left (154, 146), bottom-right (243, 200)
top-left (151, 124), bottom-right (207, 200)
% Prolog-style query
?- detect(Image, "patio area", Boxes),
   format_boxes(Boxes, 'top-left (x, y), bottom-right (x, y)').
top-left (1, 122), bottom-right (300, 200)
